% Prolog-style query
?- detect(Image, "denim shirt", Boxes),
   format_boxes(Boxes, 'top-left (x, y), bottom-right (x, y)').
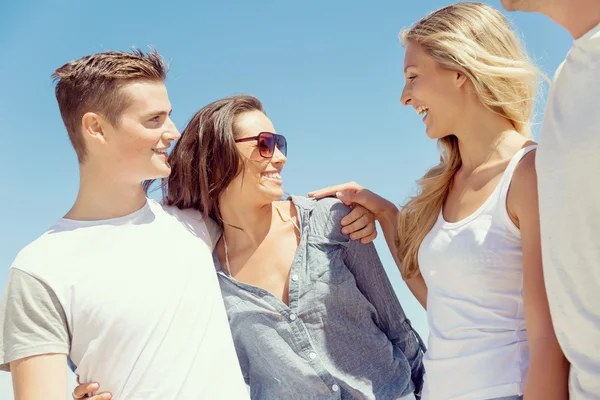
top-left (214, 196), bottom-right (426, 400)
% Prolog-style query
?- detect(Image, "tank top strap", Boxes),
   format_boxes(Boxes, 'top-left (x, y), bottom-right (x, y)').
top-left (497, 144), bottom-right (537, 207)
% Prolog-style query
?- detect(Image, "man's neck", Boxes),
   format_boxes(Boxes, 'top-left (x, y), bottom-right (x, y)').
top-left (547, 1), bottom-right (600, 40)
top-left (65, 167), bottom-right (147, 221)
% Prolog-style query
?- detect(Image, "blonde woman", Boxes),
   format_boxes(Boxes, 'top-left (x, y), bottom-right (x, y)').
top-left (311, 3), bottom-right (569, 400)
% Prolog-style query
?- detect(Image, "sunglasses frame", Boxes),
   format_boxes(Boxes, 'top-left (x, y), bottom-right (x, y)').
top-left (234, 131), bottom-right (287, 159)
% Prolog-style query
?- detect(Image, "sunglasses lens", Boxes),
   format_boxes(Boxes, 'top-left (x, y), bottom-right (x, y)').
top-left (276, 136), bottom-right (287, 157)
top-left (258, 134), bottom-right (275, 158)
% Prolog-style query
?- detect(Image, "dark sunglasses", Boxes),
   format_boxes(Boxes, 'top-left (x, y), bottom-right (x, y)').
top-left (234, 132), bottom-right (287, 159)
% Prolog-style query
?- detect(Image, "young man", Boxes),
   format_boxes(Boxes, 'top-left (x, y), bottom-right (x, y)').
top-left (501, 1), bottom-right (600, 398)
top-left (0, 49), bottom-right (249, 400)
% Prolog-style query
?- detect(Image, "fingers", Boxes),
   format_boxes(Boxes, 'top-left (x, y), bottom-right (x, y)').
top-left (343, 214), bottom-right (375, 240)
top-left (88, 392), bottom-right (113, 400)
top-left (335, 191), bottom-right (356, 207)
top-left (308, 182), bottom-right (361, 199)
top-left (73, 382), bottom-right (97, 399)
top-left (360, 227), bottom-right (378, 244)
top-left (340, 204), bottom-right (379, 244)
top-left (72, 381), bottom-right (112, 400)
top-left (340, 205), bottom-right (367, 227)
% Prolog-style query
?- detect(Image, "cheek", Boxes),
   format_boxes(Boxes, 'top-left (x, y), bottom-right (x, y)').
top-left (429, 81), bottom-right (462, 115)
top-left (121, 127), bottom-right (161, 156)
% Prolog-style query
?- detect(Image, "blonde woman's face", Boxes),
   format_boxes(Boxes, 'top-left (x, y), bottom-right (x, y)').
top-left (400, 41), bottom-right (466, 140)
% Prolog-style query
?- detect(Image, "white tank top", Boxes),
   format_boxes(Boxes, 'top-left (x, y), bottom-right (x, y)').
top-left (419, 145), bottom-right (536, 400)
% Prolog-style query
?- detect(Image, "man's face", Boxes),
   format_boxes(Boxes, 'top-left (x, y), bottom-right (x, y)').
top-left (500, 0), bottom-right (555, 12)
top-left (102, 81), bottom-right (181, 182)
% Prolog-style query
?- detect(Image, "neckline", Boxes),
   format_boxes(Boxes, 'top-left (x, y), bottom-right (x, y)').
top-left (57, 199), bottom-right (152, 227)
top-left (221, 201), bottom-right (301, 276)
top-left (439, 145), bottom-right (536, 229)
top-left (214, 201), bottom-right (304, 310)
top-left (574, 22), bottom-right (600, 47)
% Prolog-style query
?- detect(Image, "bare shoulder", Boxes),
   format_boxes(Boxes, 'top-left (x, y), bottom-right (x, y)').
top-left (508, 148), bottom-right (539, 220)
top-left (512, 148), bottom-right (537, 191)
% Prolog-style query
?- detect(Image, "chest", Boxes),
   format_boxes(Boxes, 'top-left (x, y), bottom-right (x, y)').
top-left (229, 225), bottom-right (300, 304)
top-left (419, 214), bottom-right (523, 294)
top-left (541, 67), bottom-right (600, 155)
top-left (64, 221), bottom-right (217, 337)
top-left (443, 163), bottom-right (509, 223)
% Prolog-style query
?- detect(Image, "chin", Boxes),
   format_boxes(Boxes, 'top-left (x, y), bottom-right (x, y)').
top-left (261, 188), bottom-right (284, 202)
top-left (499, 0), bottom-right (526, 11)
top-left (145, 166), bottom-right (171, 181)
top-left (424, 127), bottom-right (441, 140)
top-left (271, 189), bottom-right (285, 201)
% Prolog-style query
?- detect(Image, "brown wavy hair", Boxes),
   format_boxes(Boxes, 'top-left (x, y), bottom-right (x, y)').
top-left (145, 95), bottom-right (264, 227)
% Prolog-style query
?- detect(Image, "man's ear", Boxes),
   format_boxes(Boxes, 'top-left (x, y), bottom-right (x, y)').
top-left (81, 112), bottom-right (107, 145)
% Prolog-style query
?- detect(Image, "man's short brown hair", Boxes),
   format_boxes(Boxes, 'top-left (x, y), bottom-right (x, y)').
top-left (52, 48), bottom-right (168, 163)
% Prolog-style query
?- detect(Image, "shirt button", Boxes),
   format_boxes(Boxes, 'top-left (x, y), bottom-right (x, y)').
top-left (289, 313), bottom-right (297, 321)
top-left (309, 352), bottom-right (317, 359)
top-left (332, 384), bottom-right (339, 392)
top-left (291, 274), bottom-right (299, 281)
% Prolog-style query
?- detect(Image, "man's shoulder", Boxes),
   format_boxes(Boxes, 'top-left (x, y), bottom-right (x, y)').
top-left (158, 202), bottom-right (204, 222)
top-left (553, 60), bottom-right (566, 82)
top-left (10, 225), bottom-right (67, 280)
top-left (158, 203), bottom-right (221, 248)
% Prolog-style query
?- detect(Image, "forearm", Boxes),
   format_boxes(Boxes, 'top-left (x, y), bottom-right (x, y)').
top-left (525, 338), bottom-right (569, 400)
top-left (345, 236), bottom-right (425, 387)
top-left (376, 205), bottom-right (402, 268)
top-left (377, 207), bottom-right (427, 309)
top-left (11, 354), bottom-right (68, 400)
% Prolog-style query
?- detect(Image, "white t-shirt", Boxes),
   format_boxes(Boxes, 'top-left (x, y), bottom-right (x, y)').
top-left (0, 199), bottom-right (249, 400)
top-left (536, 23), bottom-right (600, 400)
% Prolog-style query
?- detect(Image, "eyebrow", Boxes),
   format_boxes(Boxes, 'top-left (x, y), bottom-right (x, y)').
top-left (404, 65), bottom-right (417, 73)
top-left (143, 109), bottom-right (173, 118)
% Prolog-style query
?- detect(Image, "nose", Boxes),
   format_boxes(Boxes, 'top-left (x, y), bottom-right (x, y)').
top-left (163, 117), bottom-right (181, 141)
top-left (400, 85), bottom-right (412, 107)
top-left (271, 146), bottom-right (287, 166)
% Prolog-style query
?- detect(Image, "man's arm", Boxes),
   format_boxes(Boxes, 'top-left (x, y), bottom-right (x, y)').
top-left (11, 354), bottom-right (68, 400)
top-left (0, 268), bottom-right (71, 399)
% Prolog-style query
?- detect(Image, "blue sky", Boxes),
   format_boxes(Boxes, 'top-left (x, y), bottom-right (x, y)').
top-left (1, 0), bottom-right (572, 396)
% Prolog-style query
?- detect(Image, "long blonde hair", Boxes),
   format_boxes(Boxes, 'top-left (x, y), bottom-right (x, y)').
top-left (396, 2), bottom-right (543, 279)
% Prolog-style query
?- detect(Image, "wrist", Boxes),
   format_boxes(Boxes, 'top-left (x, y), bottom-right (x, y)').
top-left (375, 200), bottom-right (398, 222)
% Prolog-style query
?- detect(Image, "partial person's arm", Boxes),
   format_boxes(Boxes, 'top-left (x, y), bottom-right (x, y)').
top-left (509, 152), bottom-right (569, 400)
top-left (309, 182), bottom-right (428, 308)
top-left (0, 269), bottom-right (71, 400)
top-left (11, 355), bottom-right (68, 400)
